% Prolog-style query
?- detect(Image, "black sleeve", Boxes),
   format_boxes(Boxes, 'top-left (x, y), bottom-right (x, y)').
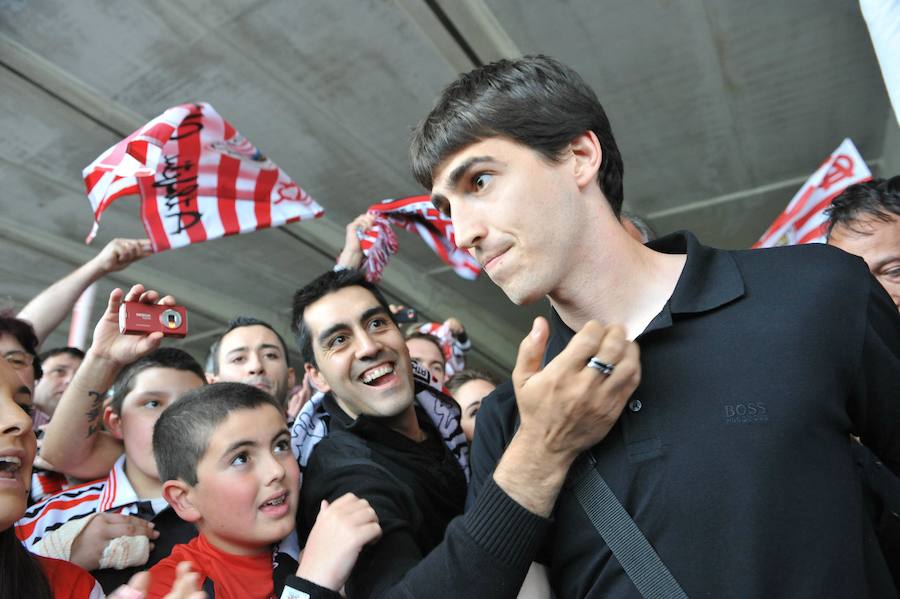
top-left (300, 458), bottom-right (425, 598)
top-left (466, 380), bottom-right (519, 510)
top-left (372, 477), bottom-right (550, 599)
top-left (300, 431), bottom-right (550, 599)
top-left (848, 276), bottom-right (900, 476)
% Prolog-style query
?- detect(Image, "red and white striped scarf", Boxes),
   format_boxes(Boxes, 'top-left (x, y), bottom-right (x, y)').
top-left (358, 195), bottom-right (480, 282)
top-left (83, 102), bottom-right (324, 252)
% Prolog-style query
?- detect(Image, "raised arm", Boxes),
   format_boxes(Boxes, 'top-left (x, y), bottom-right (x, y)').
top-left (40, 284), bottom-right (175, 479)
top-left (335, 214), bottom-right (376, 270)
top-left (18, 238), bottom-right (152, 345)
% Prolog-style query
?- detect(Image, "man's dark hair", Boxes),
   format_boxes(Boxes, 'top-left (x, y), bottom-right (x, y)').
top-left (404, 332), bottom-right (445, 364)
top-left (291, 269), bottom-right (394, 368)
top-left (206, 316), bottom-right (292, 374)
top-left (410, 54), bottom-right (625, 215)
top-left (446, 368), bottom-right (502, 395)
top-left (826, 176), bottom-right (900, 238)
top-left (0, 313), bottom-right (42, 380)
top-left (153, 382), bottom-right (282, 486)
top-left (109, 347), bottom-right (206, 416)
top-left (37, 346), bottom-right (86, 365)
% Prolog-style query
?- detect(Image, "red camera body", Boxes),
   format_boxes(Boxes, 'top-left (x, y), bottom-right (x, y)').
top-left (118, 302), bottom-right (188, 338)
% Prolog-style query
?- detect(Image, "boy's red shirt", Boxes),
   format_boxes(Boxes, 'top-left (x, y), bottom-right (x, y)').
top-left (146, 534), bottom-right (275, 599)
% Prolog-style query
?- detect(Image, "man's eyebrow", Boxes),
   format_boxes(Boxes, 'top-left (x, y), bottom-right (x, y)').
top-left (361, 306), bottom-right (390, 322)
top-left (317, 322), bottom-right (350, 346)
top-left (431, 156), bottom-right (497, 211)
top-left (872, 255), bottom-right (900, 271)
top-left (317, 306), bottom-right (391, 345)
top-left (256, 343), bottom-right (282, 353)
top-left (446, 156), bottom-right (494, 189)
top-left (224, 346), bottom-right (248, 356)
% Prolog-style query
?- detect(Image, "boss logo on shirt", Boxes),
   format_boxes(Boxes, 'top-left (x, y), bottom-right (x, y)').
top-left (723, 402), bottom-right (768, 425)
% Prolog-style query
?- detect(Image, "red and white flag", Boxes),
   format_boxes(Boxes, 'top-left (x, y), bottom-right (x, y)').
top-left (753, 138), bottom-right (871, 248)
top-left (357, 195), bottom-right (480, 282)
top-left (83, 102), bottom-right (324, 252)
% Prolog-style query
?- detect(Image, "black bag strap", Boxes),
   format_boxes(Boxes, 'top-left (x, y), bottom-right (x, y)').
top-left (570, 452), bottom-right (689, 599)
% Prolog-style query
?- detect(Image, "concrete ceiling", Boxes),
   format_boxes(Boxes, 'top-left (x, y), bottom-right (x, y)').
top-left (0, 0), bottom-right (894, 373)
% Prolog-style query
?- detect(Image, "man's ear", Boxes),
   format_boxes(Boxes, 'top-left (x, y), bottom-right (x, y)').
top-left (286, 367), bottom-right (296, 389)
top-left (570, 131), bottom-right (603, 189)
top-left (104, 406), bottom-right (123, 441)
top-left (305, 364), bottom-right (331, 394)
top-left (163, 480), bottom-right (202, 523)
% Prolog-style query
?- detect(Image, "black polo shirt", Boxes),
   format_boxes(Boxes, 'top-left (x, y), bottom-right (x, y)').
top-left (469, 231), bottom-right (900, 599)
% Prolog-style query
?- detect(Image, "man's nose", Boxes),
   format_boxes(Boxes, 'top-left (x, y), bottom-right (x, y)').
top-left (355, 330), bottom-right (382, 359)
top-left (451, 200), bottom-right (487, 251)
top-left (245, 353), bottom-right (264, 374)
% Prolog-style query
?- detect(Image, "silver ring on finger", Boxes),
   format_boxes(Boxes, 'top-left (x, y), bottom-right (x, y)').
top-left (587, 357), bottom-right (615, 375)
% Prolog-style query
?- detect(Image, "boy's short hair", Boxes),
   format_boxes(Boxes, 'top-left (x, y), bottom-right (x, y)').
top-left (410, 54), bottom-right (625, 216)
top-left (153, 382), bottom-right (282, 486)
top-left (446, 368), bottom-right (501, 395)
top-left (205, 316), bottom-right (292, 374)
top-left (109, 348), bottom-right (206, 416)
top-left (826, 176), bottom-right (900, 238)
top-left (291, 269), bottom-right (395, 368)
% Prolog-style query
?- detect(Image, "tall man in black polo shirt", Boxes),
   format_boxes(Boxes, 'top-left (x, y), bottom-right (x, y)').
top-left (411, 55), bottom-right (900, 598)
top-left (290, 269), bottom-right (641, 598)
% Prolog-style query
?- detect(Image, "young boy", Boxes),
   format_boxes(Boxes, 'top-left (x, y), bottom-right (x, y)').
top-left (17, 347), bottom-right (206, 592)
top-left (150, 382), bottom-right (380, 599)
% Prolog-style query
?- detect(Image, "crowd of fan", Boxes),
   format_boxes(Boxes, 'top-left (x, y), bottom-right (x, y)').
top-left (1, 55), bottom-right (899, 599)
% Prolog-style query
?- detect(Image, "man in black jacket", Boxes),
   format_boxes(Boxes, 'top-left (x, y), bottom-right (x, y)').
top-left (410, 54), bottom-right (900, 597)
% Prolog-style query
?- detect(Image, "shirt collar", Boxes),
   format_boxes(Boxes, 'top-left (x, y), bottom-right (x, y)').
top-left (547, 230), bottom-right (745, 353)
top-left (647, 230), bottom-right (744, 315)
top-left (97, 454), bottom-right (140, 512)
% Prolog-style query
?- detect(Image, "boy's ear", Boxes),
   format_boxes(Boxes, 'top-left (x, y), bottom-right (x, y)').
top-left (570, 130), bottom-right (602, 189)
top-left (104, 406), bottom-right (123, 441)
top-left (305, 364), bottom-right (330, 394)
top-left (163, 480), bottom-right (202, 523)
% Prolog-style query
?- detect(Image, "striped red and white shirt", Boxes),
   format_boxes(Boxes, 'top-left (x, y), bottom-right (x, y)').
top-left (17, 455), bottom-right (168, 548)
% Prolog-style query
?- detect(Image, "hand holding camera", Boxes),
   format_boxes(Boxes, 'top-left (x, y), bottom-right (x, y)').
top-left (90, 284), bottom-right (185, 368)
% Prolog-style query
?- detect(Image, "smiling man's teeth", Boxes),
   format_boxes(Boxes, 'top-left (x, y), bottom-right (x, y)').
top-left (361, 364), bottom-right (394, 384)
